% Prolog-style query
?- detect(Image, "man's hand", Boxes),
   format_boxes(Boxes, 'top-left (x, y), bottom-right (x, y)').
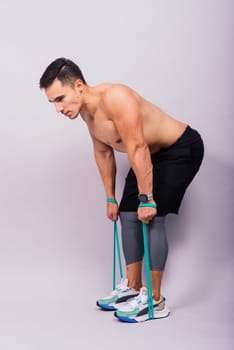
top-left (107, 202), bottom-right (119, 221)
top-left (137, 200), bottom-right (157, 224)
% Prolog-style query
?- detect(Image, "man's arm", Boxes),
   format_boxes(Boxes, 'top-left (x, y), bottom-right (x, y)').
top-left (91, 134), bottom-right (118, 221)
top-left (91, 134), bottom-right (117, 199)
top-left (104, 85), bottom-right (152, 195)
top-left (103, 85), bottom-right (156, 223)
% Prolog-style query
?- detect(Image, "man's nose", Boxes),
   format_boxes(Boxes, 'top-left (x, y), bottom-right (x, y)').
top-left (55, 103), bottom-right (63, 113)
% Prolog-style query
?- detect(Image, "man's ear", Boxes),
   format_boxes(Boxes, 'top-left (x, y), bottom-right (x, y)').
top-left (74, 79), bottom-right (83, 93)
top-left (75, 79), bottom-right (83, 88)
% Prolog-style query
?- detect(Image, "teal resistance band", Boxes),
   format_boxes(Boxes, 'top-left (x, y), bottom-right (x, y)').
top-left (139, 202), bottom-right (156, 320)
top-left (113, 221), bottom-right (123, 291)
top-left (138, 203), bottom-right (157, 209)
top-left (107, 198), bottom-right (118, 205)
top-left (142, 222), bottom-right (154, 319)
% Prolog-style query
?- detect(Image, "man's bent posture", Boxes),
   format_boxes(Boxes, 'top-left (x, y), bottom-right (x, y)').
top-left (40, 58), bottom-right (204, 323)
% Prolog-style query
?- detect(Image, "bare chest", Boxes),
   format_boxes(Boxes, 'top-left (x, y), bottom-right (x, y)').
top-left (86, 114), bottom-right (127, 152)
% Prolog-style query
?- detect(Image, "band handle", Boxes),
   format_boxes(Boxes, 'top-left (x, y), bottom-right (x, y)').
top-left (107, 198), bottom-right (118, 205)
top-left (138, 203), bottom-right (157, 209)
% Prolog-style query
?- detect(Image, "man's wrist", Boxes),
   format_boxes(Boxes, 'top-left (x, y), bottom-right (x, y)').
top-left (106, 198), bottom-right (118, 205)
top-left (138, 202), bottom-right (157, 209)
top-left (138, 193), bottom-right (154, 202)
top-left (147, 199), bottom-right (156, 204)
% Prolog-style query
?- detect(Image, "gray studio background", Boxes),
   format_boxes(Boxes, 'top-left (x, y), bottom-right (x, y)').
top-left (0, 0), bottom-right (233, 349)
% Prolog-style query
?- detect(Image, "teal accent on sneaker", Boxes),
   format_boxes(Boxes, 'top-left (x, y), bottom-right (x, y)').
top-left (96, 278), bottom-right (139, 311)
top-left (96, 303), bottom-right (116, 311)
top-left (97, 295), bottom-right (118, 306)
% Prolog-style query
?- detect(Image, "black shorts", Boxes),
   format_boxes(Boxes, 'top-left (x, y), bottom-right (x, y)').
top-left (119, 126), bottom-right (204, 216)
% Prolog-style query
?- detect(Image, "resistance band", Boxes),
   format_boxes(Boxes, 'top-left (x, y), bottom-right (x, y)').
top-left (142, 222), bottom-right (154, 319)
top-left (113, 221), bottom-right (123, 290)
top-left (112, 201), bottom-right (156, 320)
top-left (139, 202), bottom-right (157, 320)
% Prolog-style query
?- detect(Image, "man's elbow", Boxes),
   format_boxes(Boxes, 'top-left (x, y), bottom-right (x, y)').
top-left (127, 142), bottom-right (150, 162)
top-left (94, 149), bottom-right (114, 160)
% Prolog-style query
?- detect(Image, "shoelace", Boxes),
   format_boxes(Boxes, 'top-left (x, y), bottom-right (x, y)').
top-left (111, 278), bottom-right (128, 296)
top-left (129, 288), bottom-right (148, 308)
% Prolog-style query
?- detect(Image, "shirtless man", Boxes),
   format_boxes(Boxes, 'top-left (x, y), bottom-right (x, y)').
top-left (40, 58), bottom-right (204, 323)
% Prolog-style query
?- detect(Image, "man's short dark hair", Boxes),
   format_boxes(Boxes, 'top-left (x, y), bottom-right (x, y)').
top-left (39, 57), bottom-right (87, 89)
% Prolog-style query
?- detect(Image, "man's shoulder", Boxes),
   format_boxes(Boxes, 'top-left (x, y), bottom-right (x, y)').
top-left (104, 83), bottom-right (135, 96)
top-left (101, 83), bottom-right (139, 108)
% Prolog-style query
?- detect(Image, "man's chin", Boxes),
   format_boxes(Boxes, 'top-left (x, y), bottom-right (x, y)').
top-left (69, 113), bottom-right (79, 120)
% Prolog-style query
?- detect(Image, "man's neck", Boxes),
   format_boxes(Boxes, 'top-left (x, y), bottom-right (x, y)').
top-left (80, 85), bottom-right (100, 118)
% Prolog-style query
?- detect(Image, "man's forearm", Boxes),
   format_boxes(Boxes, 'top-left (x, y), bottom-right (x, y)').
top-left (128, 143), bottom-right (153, 195)
top-left (94, 149), bottom-right (117, 199)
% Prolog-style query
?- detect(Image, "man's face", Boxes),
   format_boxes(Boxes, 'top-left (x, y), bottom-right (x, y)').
top-left (45, 78), bottom-right (82, 119)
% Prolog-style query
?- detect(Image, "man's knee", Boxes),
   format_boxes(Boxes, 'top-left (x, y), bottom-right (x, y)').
top-left (119, 212), bottom-right (144, 264)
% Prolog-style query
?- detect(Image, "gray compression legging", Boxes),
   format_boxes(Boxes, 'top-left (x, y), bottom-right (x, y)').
top-left (119, 212), bottom-right (168, 270)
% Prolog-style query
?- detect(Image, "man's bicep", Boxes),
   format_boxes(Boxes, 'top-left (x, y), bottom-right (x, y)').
top-left (104, 87), bottom-right (145, 147)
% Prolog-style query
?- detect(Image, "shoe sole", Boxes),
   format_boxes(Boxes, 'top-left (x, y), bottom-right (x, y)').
top-left (114, 307), bottom-right (170, 323)
top-left (96, 301), bottom-right (117, 311)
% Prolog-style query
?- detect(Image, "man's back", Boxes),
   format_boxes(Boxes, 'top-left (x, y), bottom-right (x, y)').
top-left (81, 83), bottom-right (187, 153)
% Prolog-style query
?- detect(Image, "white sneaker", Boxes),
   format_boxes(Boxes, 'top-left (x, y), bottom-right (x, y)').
top-left (114, 287), bottom-right (170, 322)
top-left (96, 278), bottom-right (139, 311)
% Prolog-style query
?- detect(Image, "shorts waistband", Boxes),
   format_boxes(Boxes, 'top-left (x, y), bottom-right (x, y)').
top-left (151, 125), bottom-right (202, 160)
